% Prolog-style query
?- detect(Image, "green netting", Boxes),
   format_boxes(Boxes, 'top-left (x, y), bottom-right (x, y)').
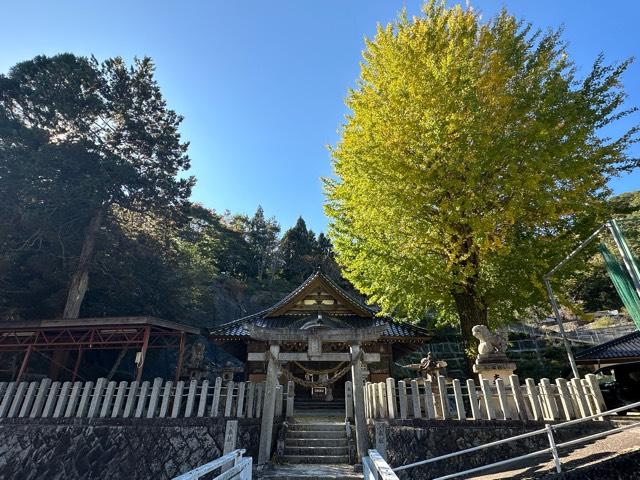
top-left (599, 243), bottom-right (640, 330)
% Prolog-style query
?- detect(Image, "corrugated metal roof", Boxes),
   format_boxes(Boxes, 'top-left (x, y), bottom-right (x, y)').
top-left (210, 314), bottom-right (431, 340)
top-left (576, 330), bottom-right (640, 362)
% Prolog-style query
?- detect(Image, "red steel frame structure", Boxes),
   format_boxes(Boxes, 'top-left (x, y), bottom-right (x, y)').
top-left (0, 316), bottom-right (200, 382)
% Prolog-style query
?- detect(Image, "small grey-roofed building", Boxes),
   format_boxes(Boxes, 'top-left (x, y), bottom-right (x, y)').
top-left (576, 330), bottom-right (640, 367)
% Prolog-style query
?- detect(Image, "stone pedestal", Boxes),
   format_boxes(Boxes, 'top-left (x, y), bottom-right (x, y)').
top-left (473, 354), bottom-right (516, 384)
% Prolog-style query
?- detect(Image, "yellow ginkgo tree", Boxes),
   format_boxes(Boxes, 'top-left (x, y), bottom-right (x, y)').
top-left (324, 1), bottom-right (638, 359)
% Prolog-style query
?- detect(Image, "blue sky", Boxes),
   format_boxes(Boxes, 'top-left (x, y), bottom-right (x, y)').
top-left (2, 1), bottom-right (638, 233)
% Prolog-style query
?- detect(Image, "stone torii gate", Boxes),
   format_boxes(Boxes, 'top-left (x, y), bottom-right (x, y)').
top-left (247, 323), bottom-right (385, 464)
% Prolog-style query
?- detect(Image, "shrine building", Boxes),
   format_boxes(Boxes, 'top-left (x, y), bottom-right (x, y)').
top-left (210, 269), bottom-right (432, 403)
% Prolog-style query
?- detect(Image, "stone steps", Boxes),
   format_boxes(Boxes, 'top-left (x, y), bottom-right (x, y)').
top-left (286, 430), bottom-right (346, 440)
top-left (258, 464), bottom-right (363, 480)
top-left (284, 446), bottom-right (349, 456)
top-left (279, 454), bottom-right (351, 464)
top-left (286, 438), bottom-right (348, 447)
top-left (280, 421), bottom-right (352, 467)
top-left (288, 423), bottom-right (344, 431)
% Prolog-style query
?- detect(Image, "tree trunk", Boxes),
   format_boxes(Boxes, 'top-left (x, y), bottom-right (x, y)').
top-left (452, 286), bottom-right (488, 375)
top-left (107, 348), bottom-right (128, 380)
top-left (62, 207), bottom-right (104, 319)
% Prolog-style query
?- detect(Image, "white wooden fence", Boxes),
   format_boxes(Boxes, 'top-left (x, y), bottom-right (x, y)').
top-left (352, 374), bottom-right (606, 422)
top-left (0, 377), bottom-right (294, 420)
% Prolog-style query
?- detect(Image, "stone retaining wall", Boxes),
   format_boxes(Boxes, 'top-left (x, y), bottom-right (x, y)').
top-left (0, 417), bottom-right (270, 480)
top-left (369, 419), bottom-right (612, 479)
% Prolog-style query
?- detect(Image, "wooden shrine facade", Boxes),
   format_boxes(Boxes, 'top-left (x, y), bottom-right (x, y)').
top-left (210, 269), bottom-right (431, 463)
top-left (210, 270), bottom-right (432, 393)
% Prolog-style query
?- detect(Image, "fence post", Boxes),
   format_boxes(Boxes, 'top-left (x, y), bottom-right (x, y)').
top-left (159, 380), bottom-right (173, 418)
top-left (255, 383), bottom-right (263, 418)
top-left (237, 382), bottom-right (246, 418)
top-left (134, 380), bottom-right (150, 418)
top-left (437, 375), bottom-right (449, 420)
top-left (8, 382), bottom-right (28, 418)
top-left (197, 379), bottom-right (209, 418)
top-left (509, 375), bottom-right (528, 421)
top-left (378, 383), bottom-right (388, 419)
top-left (466, 379), bottom-right (481, 420)
top-left (88, 378), bottom-right (107, 418)
top-left (224, 380), bottom-right (235, 417)
top-left (539, 379), bottom-right (559, 420)
top-left (53, 381), bottom-right (71, 418)
top-left (585, 374), bottom-right (605, 419)
top-left (246, 382), bottom-right (255, 418)
top-left (42, 381), bottom-right (60, 418)
top-left (211, 377), bottom-right (222, 417)
top-left (64, 382), bottom-right (82, 417)
top-left (525, 378), bottom-right (543, 421)
top-left (286, 380), bottom-right (295, 418)
top-left (397, 381), bottom-right (408, 419)
top-left (123, 381), bottom-right (139, 418)
top-left (31, 378), bottom-right (52, 418)
top-left (580, 379), bottom-right (597, 416)
top-left (147, 377), bottom-right (163, 418)
top-left (19, 382), bottom-right (38, 418)
top-left (76, 381), bottom-right (94, 418)
top-left (410, 380), bottom-right (422, 419)
top-left (345, 381), bottom-right (353, 420)
top-left (171, 380), bottom-right (185, 418)
top-left (369, 383), bottom-right (378, 419)
top-left (184, 379), bottom-right (198, 417)
top-left (495, 378), bottom-right (511, 420)
top-left (0, 382), bottom-right (17, 418)
top-left (480, 379), bottom-right (495, 420)
top-left (111, 381), bottom-right (128, 418)
top-left (385, 378), bottom-right (396, 420)
top-left (423, 380), bottom-right (436, 419)
top-left (100, 381), bottom-right (117, 418)
top-left (554, 378), bottom-right (575, 421)
top-left (570, 378), bottom-right (589, 418)
top-left (274, 385), bottom-right (283, 418)
top-left (452, 379), bottom-right (466, 420)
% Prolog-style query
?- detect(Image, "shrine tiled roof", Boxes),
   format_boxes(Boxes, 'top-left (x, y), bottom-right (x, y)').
top-left (209, 269), bottom-right (432, 342)
top-left (210, 314), bottom-right (431, 341)
top-left (575, 330), bottom-right (640, 363)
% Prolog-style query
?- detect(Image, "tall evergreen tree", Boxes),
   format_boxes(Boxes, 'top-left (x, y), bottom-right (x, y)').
top-left (248, 206), bottom-right (280, 281)
top-left (0, 54), bottom-right (193, 318)
top-left (280, 217), bottom-right (317, 283)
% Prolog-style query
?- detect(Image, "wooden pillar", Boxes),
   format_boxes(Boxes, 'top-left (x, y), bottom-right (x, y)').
top-left (350, 343), bottom-right (369, 461)
top-left (16, 345), bottom-right (34, 382)
top-left (258, 344), bottom-right (279, 465)
top-left (135, 326), bottom-right (151, 383)
top-left (175, 332), bottom-right (185, 382)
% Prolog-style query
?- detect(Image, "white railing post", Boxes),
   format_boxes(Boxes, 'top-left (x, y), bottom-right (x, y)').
top-left (545, 423), bottom-right (562, 473)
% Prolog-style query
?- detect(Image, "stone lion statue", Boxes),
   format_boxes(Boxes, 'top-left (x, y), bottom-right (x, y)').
top-left (472, 325), bottom-right (507, 355)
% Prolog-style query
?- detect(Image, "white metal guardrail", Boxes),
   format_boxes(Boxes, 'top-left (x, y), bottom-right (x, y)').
top-left (387, 400), bottom-right (640, 479)
top-left (172, 449), bottom-right (252, 480)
